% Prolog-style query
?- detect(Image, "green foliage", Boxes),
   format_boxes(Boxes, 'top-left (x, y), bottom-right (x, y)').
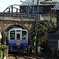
top-left (0, 44), bottom-right (8, 57)
top-left (50, 17), bottom-right (57, 28)
top-left (30, 17), bottom-right (56, 52)
top-left (51, 17), bottom-right (56, 23)
top-left (4, 51), bottom-right (8, 57)
top-left (38, 24), bottom-right (48, 35)
top-left (2, 44), bottom-right (8, 49)
top-left (33, 36), bottom-right (36, 41)
top-left (0, 50), bottom-right (2, 57)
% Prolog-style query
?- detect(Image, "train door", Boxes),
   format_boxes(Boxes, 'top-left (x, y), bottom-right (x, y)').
top-left (16, 30), bottom-right (21, 46)
top-left (16, 32), bottom-right (20, 40)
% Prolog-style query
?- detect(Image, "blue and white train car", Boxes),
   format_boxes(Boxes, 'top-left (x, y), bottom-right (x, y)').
top-left (8, 28), bottom-right (28, 53)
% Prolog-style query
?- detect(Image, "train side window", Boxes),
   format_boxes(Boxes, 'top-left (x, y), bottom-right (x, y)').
top-left (22, 31), bottom-right (27, 40)
top-left (10, 31), bottom-right (15, 40)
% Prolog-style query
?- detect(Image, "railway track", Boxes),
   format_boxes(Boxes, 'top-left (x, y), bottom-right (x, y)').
top-left (6, 53), bottom-right (44, 59)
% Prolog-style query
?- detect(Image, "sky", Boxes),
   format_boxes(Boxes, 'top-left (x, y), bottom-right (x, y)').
top-left (0, 0), bottom-right (26, 12)
top-left (0, 0), bottom-right (44, 12)
top-left (0, 0), bottom-right (59, 12)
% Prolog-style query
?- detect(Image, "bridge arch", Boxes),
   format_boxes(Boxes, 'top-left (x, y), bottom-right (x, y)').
top-left (3, 4), bottom-right (27, 13)
top-left (1, 23), bottom-right (28, 35)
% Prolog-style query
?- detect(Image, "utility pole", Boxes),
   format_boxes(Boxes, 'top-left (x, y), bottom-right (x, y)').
top-left (35, 0), bottom-right (39, 56)
top-left (32, 0), bottom-right (34, 11)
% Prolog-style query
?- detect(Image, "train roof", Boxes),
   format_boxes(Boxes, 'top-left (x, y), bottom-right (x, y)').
top-left (9, 28), bottom-right (28, 31)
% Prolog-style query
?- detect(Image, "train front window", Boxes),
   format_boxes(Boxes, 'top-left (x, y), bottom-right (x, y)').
top-left (22, 31), bottom-right (27, 40)
top-left (17, 34), bottom-right (20, 40)
top-left (10, 31), bottom-right (15, 40)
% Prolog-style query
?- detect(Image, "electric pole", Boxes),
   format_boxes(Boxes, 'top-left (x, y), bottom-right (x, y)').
top-left (32, 0), bottom-right (34, 11)
top-left (35, 0), bottom-right (39, 56)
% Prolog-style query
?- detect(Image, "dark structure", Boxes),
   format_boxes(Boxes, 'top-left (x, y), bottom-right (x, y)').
top-left (48, 2), bottom-right (59, 54)
top-left (0, 4), bottom-right (54, 17)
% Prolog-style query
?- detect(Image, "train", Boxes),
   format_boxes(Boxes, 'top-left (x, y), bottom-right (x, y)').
top-left (2, 27), bottom-right (29, 53)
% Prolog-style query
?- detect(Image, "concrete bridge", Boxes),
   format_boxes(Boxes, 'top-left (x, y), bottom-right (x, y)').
top-left (0, 17), bottom-right (36, 32)
top-left (0, 4), bottom-right (38, 33)
top-left (0, 4), bottom-right (51, 38)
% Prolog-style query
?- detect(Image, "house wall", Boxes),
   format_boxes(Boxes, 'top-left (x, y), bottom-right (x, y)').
top-left (48, 11), bottom-right (59, 49)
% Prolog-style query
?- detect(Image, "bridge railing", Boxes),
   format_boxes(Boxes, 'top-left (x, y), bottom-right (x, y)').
top-left (0, 12), bottom-right (56, 20)
top-left (0, 12), bottom-right (37, 18)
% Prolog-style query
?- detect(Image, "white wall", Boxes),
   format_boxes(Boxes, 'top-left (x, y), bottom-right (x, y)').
top-left (20, 0), bottom-right (45, 5)
top-left (20, 0), bottom-right (59, 6)
top-left (52, 0), bottom-right (59, 2)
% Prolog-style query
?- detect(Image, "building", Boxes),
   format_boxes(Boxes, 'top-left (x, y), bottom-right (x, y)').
top-left (20, 0), bottom-right (59, 5)
top-left (48, 2), bottom-right (59, 56)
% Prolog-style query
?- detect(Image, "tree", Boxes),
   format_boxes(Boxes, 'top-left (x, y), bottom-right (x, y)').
top-left (30, 19), bottom-right (56, 52)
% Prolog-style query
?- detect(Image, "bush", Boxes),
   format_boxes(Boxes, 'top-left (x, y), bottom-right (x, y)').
top-left (1, 44), bottom-right (8, 57)
top-left (0, 50), bottom-right (2, 57)
top-left (2, 44), bottom-right (8, 49)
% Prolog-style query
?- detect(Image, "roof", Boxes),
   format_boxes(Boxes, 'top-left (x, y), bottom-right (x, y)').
top-left (20, 0), bottom-right (45, 6)
top-left (52, 2), bottom-right (59, 10)
top-left (40, 1), bottom-right (57, 4)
